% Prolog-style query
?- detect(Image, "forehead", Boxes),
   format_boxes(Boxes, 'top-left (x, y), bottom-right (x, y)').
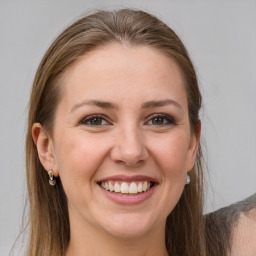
top-left (60, 43), bottom-right (186, 106)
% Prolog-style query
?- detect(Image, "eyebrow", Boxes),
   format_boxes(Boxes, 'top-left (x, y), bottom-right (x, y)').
top-left (70, 100), bottom-right (117, 113)
top-left (141, 99), bottom-right (182, 109)
top-left (70, 99), bottom-right (182, 113)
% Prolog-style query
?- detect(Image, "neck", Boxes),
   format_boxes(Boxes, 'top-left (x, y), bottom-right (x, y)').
top-left (65, 212), bottom-right (168, 256)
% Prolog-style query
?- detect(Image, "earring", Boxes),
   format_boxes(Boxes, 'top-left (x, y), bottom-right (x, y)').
top-left (186, 174), bottom-right (191, 185)
top-left (48, 169), bottom-right (56, 186)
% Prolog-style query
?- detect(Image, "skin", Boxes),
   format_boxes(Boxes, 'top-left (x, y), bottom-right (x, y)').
top-left (230, 209), bottom-right (256, 256)
top-left (33, 44), bottom-right (200, 256)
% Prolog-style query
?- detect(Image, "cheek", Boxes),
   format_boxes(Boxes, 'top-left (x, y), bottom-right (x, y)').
top-left (54, 132), bottom-right (109, 186)
top-left (53, 132), bottom-right (113, 213)
top-left (150, 131), bottom-right (190, 178)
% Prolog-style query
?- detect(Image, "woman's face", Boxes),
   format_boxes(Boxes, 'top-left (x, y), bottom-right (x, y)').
top-left (48, 44), bottom-right (199, 238)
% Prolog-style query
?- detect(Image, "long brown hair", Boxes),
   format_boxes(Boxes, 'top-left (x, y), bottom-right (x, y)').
top-left (25, 9), bottom-right (206, 255)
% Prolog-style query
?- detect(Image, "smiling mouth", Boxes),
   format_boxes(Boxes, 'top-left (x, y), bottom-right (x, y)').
top-left (99, 181), bottom-right (155, 195)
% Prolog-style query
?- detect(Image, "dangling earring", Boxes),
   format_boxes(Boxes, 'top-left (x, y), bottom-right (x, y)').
top-left (186, 174), bottom-right (191, 185)
top-left (48, 169), bottom-right (56, 186)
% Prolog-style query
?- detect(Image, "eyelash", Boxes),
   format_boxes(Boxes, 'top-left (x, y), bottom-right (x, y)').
top-left (79, 113), bottom-right (176, 126)
top-left (80, 114), bottom-right (110, 126)
top-left (146, 114), bottom-right (176, 126)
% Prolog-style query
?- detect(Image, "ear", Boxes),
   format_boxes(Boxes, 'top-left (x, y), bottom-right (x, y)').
top-left (187, 122), bottom-right (201, 172)
top-left (32, 123), bottom-right (59, 177)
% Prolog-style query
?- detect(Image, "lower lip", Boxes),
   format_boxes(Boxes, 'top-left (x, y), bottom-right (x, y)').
top-left (100, 185), bottom-right (157, 205)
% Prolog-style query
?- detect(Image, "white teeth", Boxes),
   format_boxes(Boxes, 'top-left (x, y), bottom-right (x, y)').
top-left (129, 182), bottom-right (137, 194)
top-left (142, 181), bottom-right (148, 192)
top-left (114, 182), bottom-right (121, 192)
top-left (104, 182), bottom-right (109, 190)
top-left (120, 182), bottom-right (129, 193)
top-left (108, 181), bottom-right (114, 192)
top-left (137, 182), bottom-right (143, 192)
top-left (100, 181), bottom-right (152, 194)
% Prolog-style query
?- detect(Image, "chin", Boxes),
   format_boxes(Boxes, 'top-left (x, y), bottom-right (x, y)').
top-left (99, 212), bottom-right (160, 239)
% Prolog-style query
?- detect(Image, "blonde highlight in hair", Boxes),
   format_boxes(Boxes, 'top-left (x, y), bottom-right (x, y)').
top-left (25, 9), bottom-right (206, 256)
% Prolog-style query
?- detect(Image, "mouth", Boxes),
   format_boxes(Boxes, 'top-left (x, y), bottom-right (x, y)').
top-left (97, 175), bottom-right (158, 205)
top-left (98, 180), bottom-right (155, 195)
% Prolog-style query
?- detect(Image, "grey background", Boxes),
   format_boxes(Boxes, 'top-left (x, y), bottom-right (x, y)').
top-left (0, 1), bottom-right (255, 255)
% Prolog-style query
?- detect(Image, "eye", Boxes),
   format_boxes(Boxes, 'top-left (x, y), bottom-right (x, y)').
top-left (146, 114), bottom-right (176, 126)
top-left (80, 115), bottom-right (110, 126)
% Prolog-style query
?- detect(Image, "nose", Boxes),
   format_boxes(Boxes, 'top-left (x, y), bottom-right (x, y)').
top-left (110, 126), bottom-right (149, 167)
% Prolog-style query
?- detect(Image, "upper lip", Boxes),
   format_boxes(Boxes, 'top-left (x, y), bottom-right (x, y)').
top-left (98, 175), bottom-right (158, 183)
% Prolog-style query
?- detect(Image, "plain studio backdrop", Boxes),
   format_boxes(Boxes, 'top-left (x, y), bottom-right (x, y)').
top-left (0, 0), bottom-right (255, 255)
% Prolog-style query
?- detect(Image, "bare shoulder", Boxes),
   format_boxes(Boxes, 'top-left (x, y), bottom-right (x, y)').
top-left (230, 206), bottom-right (256, 256)
top-left (205, 193), bottom-right (256, 256)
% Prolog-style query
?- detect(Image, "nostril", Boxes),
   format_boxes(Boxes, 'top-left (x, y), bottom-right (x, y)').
top-left (110, 145), bottom-right (149, 167)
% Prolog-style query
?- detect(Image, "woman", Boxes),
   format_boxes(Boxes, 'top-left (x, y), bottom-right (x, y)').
top-left (205, 193), bottom-right (256, 256)
top-left (24, 8), bottom-right (254, 256)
